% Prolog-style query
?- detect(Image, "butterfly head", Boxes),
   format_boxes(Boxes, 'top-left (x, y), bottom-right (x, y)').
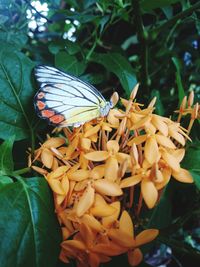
top-left (100, 92), bottom-right (119, 117)
top-left (100, 101), bottom-right (112, 117)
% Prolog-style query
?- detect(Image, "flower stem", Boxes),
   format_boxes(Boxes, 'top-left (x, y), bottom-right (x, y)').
top-left (133, 0), bottom-right (150, 93)
top-left (151, 2), bottom-right (200, 37)
top-left (136, 192), bottom-right (143, 217)
top-left (13, 167), bottom-right (31, 176)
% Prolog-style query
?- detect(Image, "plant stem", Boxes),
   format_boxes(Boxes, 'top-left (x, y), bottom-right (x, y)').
top-left (152, 2), bottom-right (200, 36)
top-left (133, 0), bottom-right (150, 93)
top-left (13, 167), bottom-right (31, 176)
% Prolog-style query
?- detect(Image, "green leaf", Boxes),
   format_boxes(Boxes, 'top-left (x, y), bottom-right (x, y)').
top-left (0, 138), bottom-right (14, 175)
top-left (0, 177), bottom-right (61, 267)
top-left (189, 170), bottom-right (200, 190)
top-left (98, 15), bottom-right (110, 33)
top-left (0, 31), bottom-right (28, 49)
top-left (0, 175), bottom-right (13, 187)
top-left (162, 6), bottom-right (173, 19)
top-left (150, 90), bottom-right (164, 115)
top-left (0, 42), bottom-right (36, 141)
top-left (147, 183), bottom-right (172, 229)
top-left (172, 57), bottom-right (185, 105)
top-left (49, 40), bottom-right (81, 55)
top-left (90, 52), bottom-right (137, 95)
top-left (141, 0), bottom-right (181, 12)
top-left (182, 143), bottom-right (200, 170)
top-left (80, 73), bottom-right (104, 85)
top-left (55, 51), bottom-right (86, 76)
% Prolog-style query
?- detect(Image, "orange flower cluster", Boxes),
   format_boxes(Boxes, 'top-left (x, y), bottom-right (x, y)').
top-left (31, 86), bottom-right (198, 267)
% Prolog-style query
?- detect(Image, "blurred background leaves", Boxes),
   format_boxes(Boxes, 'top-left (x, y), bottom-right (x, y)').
top-left (0, 0), bottom-right (200, 267)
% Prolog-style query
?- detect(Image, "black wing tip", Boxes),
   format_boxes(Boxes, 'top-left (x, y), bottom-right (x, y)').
top-left (34, 65), bottom-right (50, 73)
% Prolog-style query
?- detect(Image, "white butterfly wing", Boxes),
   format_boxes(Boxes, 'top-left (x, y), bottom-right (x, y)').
top-left (34, 66), bottom-right (111, 127)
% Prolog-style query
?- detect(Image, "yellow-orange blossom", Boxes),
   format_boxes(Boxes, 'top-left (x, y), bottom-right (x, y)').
top-left (31, 85), bottom-right (198, 267)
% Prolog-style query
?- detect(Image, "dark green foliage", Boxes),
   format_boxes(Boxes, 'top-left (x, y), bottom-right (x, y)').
top-left (0, 0), bottom-right (199, 267)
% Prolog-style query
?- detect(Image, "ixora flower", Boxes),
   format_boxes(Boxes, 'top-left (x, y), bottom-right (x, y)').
top-left (31, 85), bottom-right (198, 267)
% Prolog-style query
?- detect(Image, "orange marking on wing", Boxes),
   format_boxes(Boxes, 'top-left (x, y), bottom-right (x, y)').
top-left (37, 92), bottom-right (45, 99)
top-left (41, 109), bottom-right (55, 118)
top-left (37, 101), bottom-right (46, 110)
top-left (49, 114), bottom-right (65, 124)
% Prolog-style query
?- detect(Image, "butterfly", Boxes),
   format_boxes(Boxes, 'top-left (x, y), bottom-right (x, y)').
top-left (34, 66), bottom-right (118, 127)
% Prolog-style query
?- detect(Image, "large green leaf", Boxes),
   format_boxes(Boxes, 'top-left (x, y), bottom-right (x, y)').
top-left (0, 138), bottom-right (14, 176)
top-left (0, 175), bottom-right (13, 186)
top-left (0, 177), bottom-right (61, 267)
top-left (172, 57), bottom-right (185, 105)
top-left (55, 51), bottom-right (86, 76)
top-left (182, 143), bottom-right (200, 170)
top-left (0, 31), bottom-right (28, 49)
top-left (189, 170), bottom-right (200, 191)
top-left (147, 183), bottom-right (172, 229)
top-left (0, 42), bottom-right (36, 141)
top-left (90, 52), bottom-right (137, 95)
top-left (49, 40), bottom-right (81, 55)
top-left (182, 144), bottom-right (200, 190)
top-left (141, 0), bottom-right (181, 12)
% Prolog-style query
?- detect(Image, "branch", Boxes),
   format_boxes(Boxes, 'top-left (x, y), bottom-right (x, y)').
top-left (133, 0), bottom-right (150, 92)
top-left (151, 2), bottom-right (200, 37)
top-left (24, 0), bottom-right (53, 23)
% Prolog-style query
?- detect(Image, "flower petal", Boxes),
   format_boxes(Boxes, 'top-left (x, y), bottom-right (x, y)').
top-left (81, 214), bottom-right (104, 232)
top-left (102, 201), bottom-right (121, 228)
top-left (81, 137), bottom-right (91, 150)
top-left (171, 149), bottom-right (185, 163)
top-left (62, 227), bottom-right (72, 240)
top-left (106, 140), bottom-right (119, 153)
top-left (155, 134), bottom-right (176, 149)
top-left (135, 229), bottom-right (159, 247)
top-left (43, 137), bottom-right (65, 148)
top-left (144, 136), bottom-right (159, 165)
top-left (61, 239), bottom-right (86, 251)
top-left (94, 179), bottom-right (123, 196)
top-left (88, 252), bottom-right (101, 267)
top-left (108, 228), bottom-right (135, 247)
top-left (161, 150), bottom-right (180, 172)
top-left (76, 184), bottom-right (95, 217)
top-left (127, 135), bottom-right (147, 146)
top-left (151, 115), bottom-right (168, 136)
top-left (48, 179), bottom-right (64, 195)
top-left (155, 167), bottom-right (171, 190)
top-left (169, 128), bottom-right (185, 146)
top-left (84, 151), bottom-right (110, 161)
top-left (41, 148), bottom-right (54, 169)
top-left (141, 178), bottom-right (158, 209)
top-left (68, 169), bottom-right (90, 181)
top-left (84, 124), bottom-right (100, 138)
top-left (56, 194), bottom-right (66, 205)
top-left (74, 180), bottom-right (88, 191)
top-left (61, 174), bottom-right (69, 194)
top-left (90, 165), bottom-right (105, 179)
top-left (120, 174), bottom-right (142, 188)
top-left (172, 168), bottom-right (193, 183)
top-left (128, 248), bottom-right (143, 267)
top-left (104, 157), bottom-right (119, 181)
top-left (93, 241), bottom-right (127, 256)
top-left (107, 109), bottom-right (120, 126)
top-left (90, 204), bottom-right (116, 217)
top-left (119, 210), bottom-right (134, 237)
top-left (31, 165), bottom-right (48, 175)
top-left (48, 165), bottom-right (70, 180)
top-left (130, 115), bottom-right (152, 130)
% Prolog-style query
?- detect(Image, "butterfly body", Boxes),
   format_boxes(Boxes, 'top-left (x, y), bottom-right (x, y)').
top-left (34, 66), bottom-right (113, 127)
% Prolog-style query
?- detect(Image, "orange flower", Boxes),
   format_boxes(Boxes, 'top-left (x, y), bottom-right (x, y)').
top-left (31, 86), bottom-right (198, 267)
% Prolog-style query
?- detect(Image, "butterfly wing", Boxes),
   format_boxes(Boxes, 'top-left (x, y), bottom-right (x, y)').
top-left (34, 66), bottom-right (110, 127)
